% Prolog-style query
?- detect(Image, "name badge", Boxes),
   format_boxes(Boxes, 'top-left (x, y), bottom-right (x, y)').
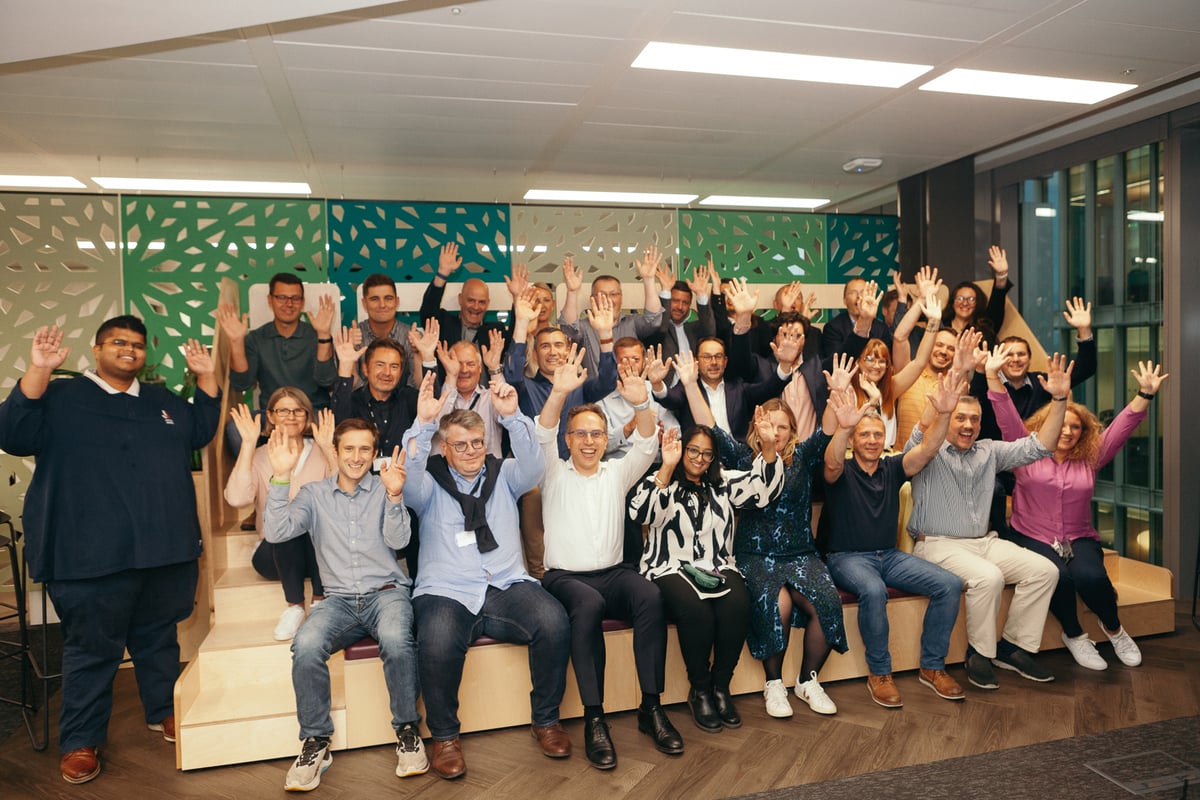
top-left (456, 531), bottom-right (476, 548)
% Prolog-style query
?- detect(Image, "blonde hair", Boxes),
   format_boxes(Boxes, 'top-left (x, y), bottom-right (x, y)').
top-left (1024, 400), bottom-right (1101, 466)
top-left (263, 387), bottom-right (315, 437)
top-left (746, 398), bottom-right (799, 466)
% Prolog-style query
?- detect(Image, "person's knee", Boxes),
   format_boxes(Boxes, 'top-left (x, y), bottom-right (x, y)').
top-left (965, 566), bottom-right (1005, 596)
top-left (565, 591), bottom-right (605, 627)
top-left (291, 627), bottom-right (330, 666)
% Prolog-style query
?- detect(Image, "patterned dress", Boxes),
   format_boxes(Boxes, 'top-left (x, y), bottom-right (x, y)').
top-left (717, 427), bottom-right (848, 660)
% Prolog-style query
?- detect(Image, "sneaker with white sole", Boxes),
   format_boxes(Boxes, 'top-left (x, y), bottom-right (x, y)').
top-left (1105, 626), bottom-right (1142, 667)
top-left (395, 723), bottom-right (429, 777)
top-left (1061, 632), bottom-right (1107, 670)
top-left (308, 598), bottom-right (324, 612)
top-left (794, 671), bottom-right (837, 715)
top-left (763, 679), bottom-right (793, 718)
top-left (274, 605), bottom-right (307, 641)
top-left (992, 648), bottom-right (1054, 682)
top-left (284, 736), bottom-right (332, 792)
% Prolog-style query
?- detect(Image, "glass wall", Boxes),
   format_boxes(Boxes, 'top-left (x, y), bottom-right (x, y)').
top-left (1018, 143), bottom-right (1164, 563)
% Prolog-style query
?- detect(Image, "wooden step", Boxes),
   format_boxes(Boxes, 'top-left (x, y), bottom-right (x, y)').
top-left (213, 566), bottom-right (290, 624)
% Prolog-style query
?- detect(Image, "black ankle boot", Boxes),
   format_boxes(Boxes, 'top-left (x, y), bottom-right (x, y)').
top-left (688, 688), bottom-right (722, 732)
top-left (711, 687), bottom-right (742, 728)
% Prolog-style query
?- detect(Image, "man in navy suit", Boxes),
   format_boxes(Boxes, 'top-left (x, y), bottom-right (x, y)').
top-left (419, 242), bottom-right (509, 351)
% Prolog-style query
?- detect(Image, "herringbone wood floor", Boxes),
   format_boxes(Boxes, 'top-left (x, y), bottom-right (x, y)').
top-left (3, 602), bottom-right (1198, 800)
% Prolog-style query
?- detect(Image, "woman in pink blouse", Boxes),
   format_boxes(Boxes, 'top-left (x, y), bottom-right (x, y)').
top-left (985, 346), bottom-right (1167, 671)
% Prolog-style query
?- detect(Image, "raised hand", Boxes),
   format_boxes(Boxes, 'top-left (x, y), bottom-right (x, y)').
top-left (1132, 360), bottom-right (1168, 396)
top-left (551, 345), bottom-right (588, 394)
top-left (914, 265), bottom-right (940, 300)
top-left (953, 327), bottom-right (984, 374)
top-left (987, 245), bottom-right (1009, 277)
top-left (216, 302), bottom-right (249, 343)
top-left (753, 405), bottom-right (778, 457)
top-left (436, 340), bottom-right (461, 384)
top-left (800, 290), bottom-right (818, 320)
top-left (780, 281), bottom-right (804, 313)
top-left (1062, 297), bottom-right (1092, 333)
top-left (311, 408), bottom-right (336, 453)
top-left (636, 245), bottom-right (664, 282)
top-left (27, 324), bottom-right (69, 372)
top-left (229, 404), bottom-right (263, 453)
top-left (491, 378), bottom-right (519, 416)
top-left (984, 341), bottom-right (1014, 377)
top-left (829, 386), bottom-right (867, 430)
top-left (334, 325), bottom-right (365, 366)
top-left (438, 242), bottom-right (462, 278)
top-left (860, 378), bottom-right (882, 409)
top-left (674, 349), bottom-right (696, 386)
top-left (379, 446), bottom-right (407, 497)
top-left (415, 370), bottom-right (443, 424)
top-left (655, 260), bottom-right (677, 294)
top-left (561, 255), bottom-right (582, 293)
top-left (822, 352), bottom-right (858, 393)
top-left (928, 369), bottom-right (968, 414)
top-left (919, 289), bottom-right (944, 322)
top-left (644, 343), bottom-right (671, 386)
top-left (504, 262), bottom-right (530, 298)
top-left (858, 280), bottom-right (882, 320)
top-left (481, 328), bottom-right (504, 373)
top-left (514, 287), bottom-right (540, 324)
top-left (769, 326), bottom-right (802, 368)
top-left (708, 259), bottom-right (722, 294)
top-left (588, 292), bottom-right (615, 336)
top-left (408, 318), bottom-right (440, 363)
top-left (1037, 352), bottom-right (1075, 398)
top-left (687, 259), bottom-right (712, 299)
top-left (660, 426), bottom-right (682, 470)
top-left (310, 293), bottom-right (336, 338)
top-left (266, 427), bottom-right (301, 478)
top-left (725, 277), bottom-right (759, 316)
top-left (616, 361), bottom-right (649, 406)
top-left (182, 338), bottom-right (214, 376)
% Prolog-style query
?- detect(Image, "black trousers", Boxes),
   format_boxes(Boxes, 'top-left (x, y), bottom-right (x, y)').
top-left (252, 536), bottom-right (324, 605)
top-left (654, 570), bottom-right (749, 692)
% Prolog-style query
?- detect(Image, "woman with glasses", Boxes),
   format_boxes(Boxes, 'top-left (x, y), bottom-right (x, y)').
top-left (629, 415), bottom-right (783, 732)
top-left (940, 245), bottom-right (1011, 348)
top-left (225, 387), bottom-right (336, 641)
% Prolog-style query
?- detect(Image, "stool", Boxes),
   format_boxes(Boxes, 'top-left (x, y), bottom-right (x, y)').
top-left (0, 509), bottom-right (55, 750)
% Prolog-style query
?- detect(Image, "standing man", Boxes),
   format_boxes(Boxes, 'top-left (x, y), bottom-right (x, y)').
top-left (820, 276), bottom-right (893, 360)
top-left (403, 373), bottom-right (572, 779)
top-left (419, 242), bottom-right (508, 349)
top-left (906, 356), bottom-right (1072, 690)
top-left (264, 419), bottom-right (425, 791)
top-left (537, 351), bottom-right (684, 770)
top-left (820, 376), bottom-right (967, 708)
top-left (0, 318), bottom-right (221, 784)
top-left (651, 259), bottom-right (716, 378)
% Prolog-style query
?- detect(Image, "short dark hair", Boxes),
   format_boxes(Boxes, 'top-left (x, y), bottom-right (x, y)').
top-left (1000, 335), bottom-right (1031, 354)
top-left (361, 273), bottom-right (397, 294)
top-left (671, 280), bottom-right (692, 297)
top-left (565, 403), bottom-right (607, 432)
top-left (332, 418), bottom-right (379, 451)
top-left (269, 272), bottom-right (303, 295)
top-left (363, 337), bottom-right (406, 364)
top-left (95, 315), bottom-right (147, 343)
top-left (614, 336), bottom-right (643, 352)
top-left (534, 326), bottom-right (568, 347)
top-left (697, 336), bottom-right (726, 353)
top-left (672, 426), bottom-right (722, 486)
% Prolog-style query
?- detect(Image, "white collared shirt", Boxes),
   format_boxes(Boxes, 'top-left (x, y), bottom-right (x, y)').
top-left (703, 379), bottom-right (731, 434)
top-left (84, 369), bottom-right (140, 396)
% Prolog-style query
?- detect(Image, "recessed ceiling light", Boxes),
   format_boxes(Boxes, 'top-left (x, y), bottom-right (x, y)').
top-left (919, 68), bottom-right (1136, 104)
top-left (91, 177), bottom-right (312, 195)
top-left (632, 42), bottom-right (932, 89)
top-left (699, 195), bottom-right (829, 210)
top-left (0, 175), bottom-right (87, 189)
top-left (524, 189), bottom-right (698, 205)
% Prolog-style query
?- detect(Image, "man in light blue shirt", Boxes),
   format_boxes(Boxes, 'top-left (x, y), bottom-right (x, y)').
top-left (402, 373), bottom-right (571, 780)
top-left (264, 417), bottom-right (425, 791)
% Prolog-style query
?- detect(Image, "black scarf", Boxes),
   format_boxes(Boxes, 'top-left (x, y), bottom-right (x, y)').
top-left (425, 454), bottom-right (505, 553)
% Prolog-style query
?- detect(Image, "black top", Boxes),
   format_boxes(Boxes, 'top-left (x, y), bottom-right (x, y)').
top-left (819, 453), bottom-right (908, 553)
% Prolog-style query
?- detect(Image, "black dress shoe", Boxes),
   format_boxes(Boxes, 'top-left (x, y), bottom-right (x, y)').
top-left (711, 687), bottom-right (742, 728)
top-left (583, 715), bottom-right (617, 770)
top-left (637, 704), bottom-right (684, 754)
top-left (687, 689), bottom-right (722, 733)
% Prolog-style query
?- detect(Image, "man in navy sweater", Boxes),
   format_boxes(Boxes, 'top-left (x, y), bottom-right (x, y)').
top-left (0, 316), bottom-right (220, 784)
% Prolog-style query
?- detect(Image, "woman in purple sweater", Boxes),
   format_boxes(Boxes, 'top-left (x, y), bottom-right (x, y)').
top-left (985, 345), bottom-right (1167, 671)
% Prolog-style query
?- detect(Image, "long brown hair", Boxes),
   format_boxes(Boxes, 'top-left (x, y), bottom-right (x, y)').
top-left (746, 398), bottom-right (799, 466)
top-left (1024, 400), bottom-right (1102, 466)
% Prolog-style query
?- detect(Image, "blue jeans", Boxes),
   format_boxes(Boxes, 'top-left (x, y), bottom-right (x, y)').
top-left (291, 587), bottom-right (419, 739)
top-left (413, 581), bottom-right (570, 740)
top-left (826, 549), bottom-right (962, 674)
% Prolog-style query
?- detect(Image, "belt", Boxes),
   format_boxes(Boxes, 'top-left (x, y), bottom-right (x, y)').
top-left (374, 583), bottom-right (397, 592)
top-left (915, 535), bottom-right (927, 542)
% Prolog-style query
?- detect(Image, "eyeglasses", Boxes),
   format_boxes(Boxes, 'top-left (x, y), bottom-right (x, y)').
top-left (567, 429), bottom-right (608, 441)
top-left (270, 407), bottom-right (308, 418)
top-left (862, 354), bottom-right (889, 364)
top-left (446, 438), bottom-right (486, 454)
top-left (954, 295), bottom-right (977, 306)
top-left (696, 353), bottom-right (726, 362)
top-left (272, 294), bottom-right (304, 305)
top-left (100, 338), bottom-right (147, 351)
top-left (685, 446), bottom-right (715, 462)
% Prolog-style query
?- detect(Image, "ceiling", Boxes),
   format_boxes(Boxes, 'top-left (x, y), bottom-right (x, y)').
top-left (2, 0), bottom-right (1199, 211)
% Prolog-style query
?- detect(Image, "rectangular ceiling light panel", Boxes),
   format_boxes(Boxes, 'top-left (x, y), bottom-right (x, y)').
top-left (524, 189), bottom-right (698, 205)
top-left (920, 68), bottom-right (1136, 104)
top-left (700, 195), bottom-right (830, 210)
top-left (0, 175), bottom-right (87, 189)
top-left (632, 42), bottom-right (932, 89)
top-left (92, 178), bottom-right (312, 195)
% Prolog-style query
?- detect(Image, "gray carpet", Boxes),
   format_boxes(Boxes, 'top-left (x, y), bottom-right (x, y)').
top-left (735, 715), bottom-right (1200, 800)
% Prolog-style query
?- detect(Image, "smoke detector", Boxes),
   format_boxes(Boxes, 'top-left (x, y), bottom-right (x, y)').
top-left (842, 157), bottom-right (883, 174)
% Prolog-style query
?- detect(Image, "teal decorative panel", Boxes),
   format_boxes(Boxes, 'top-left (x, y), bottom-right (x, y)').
top-left (677, 211), bottom-right (827, 284)
top-left (0, 192), bottom-right (123, 523)
top-left (826, 214), bottom-right (900, 284)
top-left (509, 205), bottom-right (677, 287)
top-left (121, 196), bottom-right (327, 392)
top-left (328, 201), bottom-right (510, 321)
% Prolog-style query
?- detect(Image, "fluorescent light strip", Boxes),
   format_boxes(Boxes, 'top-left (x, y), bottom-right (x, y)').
top-left (1034, 207), bottom-right (1057, 218)
top-left (920, 68), bottom-right (1136, 105)
top-left (0, 175), bottom-right (87, 189)
top-left (524, 189), bottom-right (698, 205)
top-left (700, 195), bottom-right (830, 210)
top-left (1127, 210), bottom-right (1163, 222)
top-left (92, 177), bottom-right (311, 195)
top-left (633, 42), bottom-right (932, 89)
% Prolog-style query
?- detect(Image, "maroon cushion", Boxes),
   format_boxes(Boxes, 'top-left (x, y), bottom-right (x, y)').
top-left (343, 619), bottom-right (636, 661)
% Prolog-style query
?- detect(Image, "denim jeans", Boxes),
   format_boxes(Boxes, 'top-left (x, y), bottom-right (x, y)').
top-left (291, 586), bottom-right (419, 739)
top-left (826, 549), bottom-right (962, 674)
top-left (413, 581), bottom-right (569, 739)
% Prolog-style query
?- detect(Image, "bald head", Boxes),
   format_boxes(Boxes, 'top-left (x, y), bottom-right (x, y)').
top-left (459, 278), bottom-right (490, 328)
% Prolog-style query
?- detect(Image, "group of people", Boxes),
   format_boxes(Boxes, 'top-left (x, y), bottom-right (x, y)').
top-left (0, 240), bottom-right (1164, 790)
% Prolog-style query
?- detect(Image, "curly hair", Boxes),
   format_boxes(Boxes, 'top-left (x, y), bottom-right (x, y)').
top-left (1024, 400), bottom-right (1102, 466)
top-left (745, 398), bottom-right (799, 466)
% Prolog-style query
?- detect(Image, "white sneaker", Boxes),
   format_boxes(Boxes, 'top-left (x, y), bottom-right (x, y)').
top-left (284, 736), bottom-right (331, 791)
top-left (763, 679), bottom-right (793, 718)
top-left (1105, 626), bottom-right (1143, 667)
top-left (795, 671), bottom-right (837, 715)
top-left (308, 598), bottom-right (324, 612)
top-left (1061, 632), bottom-right (1107, 670)
top-left (274, 605), bottom-right (307, 641)
top-left (395, 723), bottom-right (429, 777)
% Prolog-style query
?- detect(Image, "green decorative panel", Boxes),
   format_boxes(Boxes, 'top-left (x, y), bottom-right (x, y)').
top-left (677, 211), bottom-right (827, 284)
top-left (826, 214), bottom-right (900, 284)
top-left (121, 197), bottom-right (327, 392)
top-left (328, 201), bottom-right (510, 322)
top-left (0, 192), bottom-right (123, 526)
top-left (509, 205), bottom-right (677, 287)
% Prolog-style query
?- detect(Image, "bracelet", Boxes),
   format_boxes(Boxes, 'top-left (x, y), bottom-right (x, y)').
top-left (317, 337), bottom-right (332, 344)
top-left (489, 367), bottom-right (503, 376)
top-left (1137, 390), bottom-right (1155, 400)
top-left (653, 475), bottom-right (668, 489)
top-left (269, 477), bottom-right (291, 485)
top-left (386, 490), bottom-right (403, 500)
top-left (632, 398), bottom-right (652, 411)
top-left (1052, 395), bottom-right (1068, 402)
top-left (600, 337), bottom-right (614, 345)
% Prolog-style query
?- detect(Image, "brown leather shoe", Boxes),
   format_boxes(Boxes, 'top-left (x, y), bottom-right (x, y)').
top-left (531, 722), bottom-right (572, 758)
top-left (867, 673), bottom-right (903, 708)
top-left (148, 714), bottom-right (176, 743)
top-left (61, 746), bottom-right (101, 784)
top-left (429, 737), bottom-right (466, 780)
top-left (919, 668), bottom-right (966, 701)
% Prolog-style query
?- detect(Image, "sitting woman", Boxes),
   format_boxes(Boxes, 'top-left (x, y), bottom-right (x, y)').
top-left (630, 415), bottom-right (784, 732)
top-left (676, 350), bottom-right (848, 718)
top-left (224, 388), bottom-right (336, 641)
top-left (985, 346), bottom-right (1166, 670)
top-left (941, 245), bottom-right (1011, 349)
